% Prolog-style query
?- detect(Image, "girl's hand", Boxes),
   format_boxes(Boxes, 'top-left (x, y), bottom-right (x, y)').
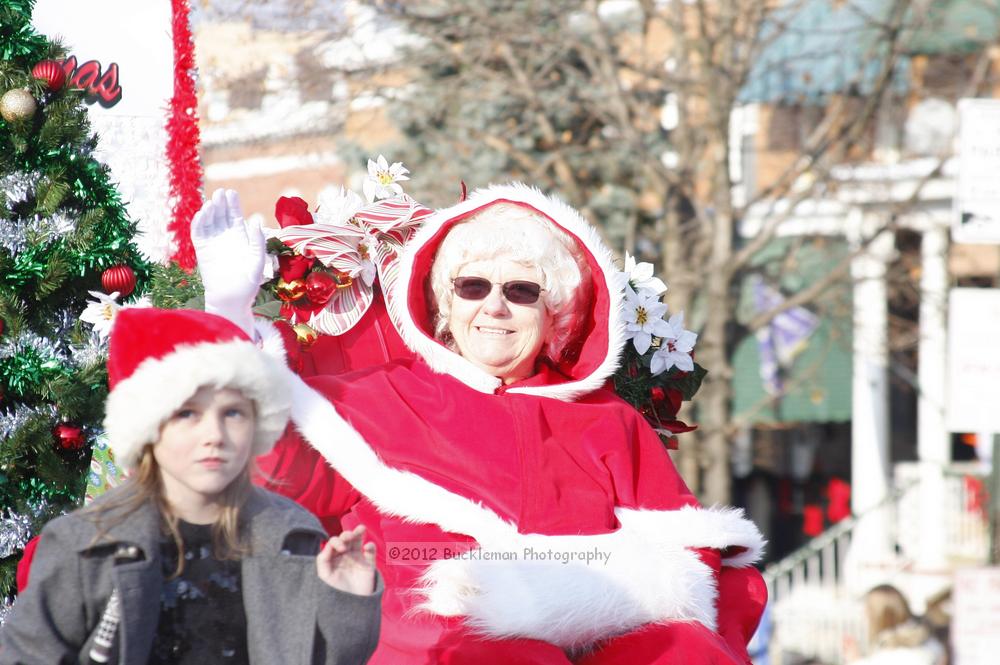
top-left (316, 525), bottom-right (377, 595)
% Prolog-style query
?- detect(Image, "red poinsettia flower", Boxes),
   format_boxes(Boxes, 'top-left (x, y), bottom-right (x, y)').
top-left (275, 196), bottom-right (313, 228)
top-left (655, 418), bottom-right (698, 434)
top-left (644, 386), bottom-right (697, 436)
top-left (278, 254), bottom-right (314, 282)
top-left (650, 386), bottom-right (683, 418)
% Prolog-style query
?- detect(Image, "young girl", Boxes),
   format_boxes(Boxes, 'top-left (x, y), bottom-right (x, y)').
top-left (0, 308), bottom-right (382, 665)
top-left (846, 585), bottom-right (945, 665)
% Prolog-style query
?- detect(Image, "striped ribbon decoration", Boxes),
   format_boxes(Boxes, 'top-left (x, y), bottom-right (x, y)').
top-left (273, 194), bottom-right (432, 336)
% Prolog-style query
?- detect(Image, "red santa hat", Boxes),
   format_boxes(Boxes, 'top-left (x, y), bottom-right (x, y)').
top-left (103, 308), bottom-right (290, 470)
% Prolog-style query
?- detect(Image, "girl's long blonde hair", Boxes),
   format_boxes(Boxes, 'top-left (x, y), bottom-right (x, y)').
top-left (864, 584), bottom-right (931, 650)
top-left (85, 444), bottom-right (253, 577)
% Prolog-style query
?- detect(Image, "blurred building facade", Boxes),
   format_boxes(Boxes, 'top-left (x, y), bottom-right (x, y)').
top-left (193, 0), bottom-right (400, 221)
top-left (734, 3), bottom-right (1000, 662)
top-left (732, 6), bottom-right (1000, 556)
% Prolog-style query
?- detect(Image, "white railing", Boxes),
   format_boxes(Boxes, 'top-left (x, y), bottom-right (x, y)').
top-left (763, 503), bottom-right (881, 664)
top-left (769, 587), bottom-right (866, 665)
top-left (895, 461), bottom-right (990, 564)
top-left (762, 463), bottom-right (989, 664)
top-left (765, 515), bottom-right (856, 606)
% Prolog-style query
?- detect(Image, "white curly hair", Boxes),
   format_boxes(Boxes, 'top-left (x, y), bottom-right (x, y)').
top-left (429, 202), bottom-right (592, 364)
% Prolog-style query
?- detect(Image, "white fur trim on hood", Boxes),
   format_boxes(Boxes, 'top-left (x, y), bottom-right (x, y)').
top-left (103, 339), bottom-right (291, 470)
top-left (392, 183), bottom-right (627, 402)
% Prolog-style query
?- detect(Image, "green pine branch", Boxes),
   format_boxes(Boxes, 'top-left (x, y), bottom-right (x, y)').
top-left (35, 176), bottom-right (70, 216)
top-left (149, 262), bottom-right (205, 309)
top-left (1, 559), bottom-right (16, 600)
top-left (35, 249), bottom-right (70, 299)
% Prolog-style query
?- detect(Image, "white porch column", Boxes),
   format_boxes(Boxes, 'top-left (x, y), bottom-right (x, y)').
top-left (849, 223), bottom-right (896, 576)
top-left (917, 222), bottom-right (950, 571)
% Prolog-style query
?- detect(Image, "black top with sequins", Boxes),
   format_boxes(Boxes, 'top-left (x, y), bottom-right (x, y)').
top-left (148, 520), bottom-right (249, 664)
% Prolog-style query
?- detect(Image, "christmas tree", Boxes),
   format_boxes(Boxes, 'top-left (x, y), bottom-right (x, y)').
top-left (0, 0), bottom-right (150, 608)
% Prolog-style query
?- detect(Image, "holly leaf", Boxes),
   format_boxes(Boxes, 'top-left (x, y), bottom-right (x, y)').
top-left (266, 237), bottom-right (293, 255)
top-left (668, 363), bottom-right (708, 401)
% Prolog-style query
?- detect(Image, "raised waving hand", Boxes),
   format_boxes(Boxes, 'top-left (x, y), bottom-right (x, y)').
top-left (191, 188), bottom-right (266, 337)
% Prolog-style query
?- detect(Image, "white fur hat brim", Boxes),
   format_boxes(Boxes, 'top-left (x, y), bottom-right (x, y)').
top-left (103, 339), bottom-right (291, 470)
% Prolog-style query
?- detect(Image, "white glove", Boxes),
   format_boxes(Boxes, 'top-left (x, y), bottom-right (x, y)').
top-left (191, 189), bottom-right (266, 338)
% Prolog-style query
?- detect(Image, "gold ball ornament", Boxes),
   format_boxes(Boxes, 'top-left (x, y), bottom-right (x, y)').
top-left (275, 278), bottom-right (307, 302)
top-left (0, 89), bottom-right (37, 122)
top-left (292, 323), bottom-right (319, 348)
top-left (331, 269), bottom-right (354, 289)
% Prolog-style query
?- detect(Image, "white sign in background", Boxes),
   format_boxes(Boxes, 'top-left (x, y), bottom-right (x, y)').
top-left (32, 0), bottom-right (177, 263)
top-left (953, 567), bottom-right (1000, 665)
top-left (947, 288), bottom-right (1000, 433)
top-left (954, 98), bottom-right (1000, 245)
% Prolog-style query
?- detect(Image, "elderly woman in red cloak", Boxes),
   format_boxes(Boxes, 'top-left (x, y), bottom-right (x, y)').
top-left (193, 183), bottom-right (767, 664)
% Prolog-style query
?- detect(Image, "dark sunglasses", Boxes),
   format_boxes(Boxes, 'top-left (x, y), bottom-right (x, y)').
top-left (452, 276), bottom-right (544, 305)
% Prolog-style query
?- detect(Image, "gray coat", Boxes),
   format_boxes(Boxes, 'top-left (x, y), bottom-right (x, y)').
top-left (0, 488), bottom-right (381, 665)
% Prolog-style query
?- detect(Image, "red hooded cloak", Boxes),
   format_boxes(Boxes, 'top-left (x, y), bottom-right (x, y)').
top-left (256, 184), bottom-right (767, 664)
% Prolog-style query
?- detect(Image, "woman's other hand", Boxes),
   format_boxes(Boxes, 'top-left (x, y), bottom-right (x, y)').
top-left (316, 525), bottom-right (378, 595)
top-left (191, 188), bottom-right (266, 337)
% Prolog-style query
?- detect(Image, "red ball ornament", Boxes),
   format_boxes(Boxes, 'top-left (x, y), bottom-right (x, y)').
top-left (53, 423), bottom-right (85, 451)
top-left (0, 317), bottom-right (4, 338)
top-left (31, 60), bottom-right (67, 92)
top-left (305, 271), bottom-right (337, 307)
top-left (101, 264), bottom-right (136, 297)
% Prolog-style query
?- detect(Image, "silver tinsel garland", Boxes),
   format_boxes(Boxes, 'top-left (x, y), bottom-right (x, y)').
top-left (0, 329), bottom-right (71, 365)
top-left (0, 403), bottom-right (58, 440)
top-left (0, 172), bottom-right (40, 206)
top-left (0, 212), bottom-right (78, 254)
top-left (37, 309), bottom-right (107, 368)
top-left (53, 308), bottom-right (77, 339)
top-left (70, 331), bottom-right (108, 368)
top-left (0, 510), bottom-right (32, 559)
top-left (0, 597), bottom-right (13, 626)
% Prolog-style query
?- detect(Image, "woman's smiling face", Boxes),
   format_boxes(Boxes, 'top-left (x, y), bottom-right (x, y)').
top-left (447, 258), bottom-right (552, 384)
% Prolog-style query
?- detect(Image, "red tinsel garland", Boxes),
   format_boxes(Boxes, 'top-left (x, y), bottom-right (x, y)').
top-left (167, 0), bottom-right (203, 270)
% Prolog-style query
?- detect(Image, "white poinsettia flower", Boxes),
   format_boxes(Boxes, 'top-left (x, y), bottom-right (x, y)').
top-left (624, 252), bottom-right (668, 295)
top-left (354, 234), bottom-right (379, 286)
top-left (314, 186), bottom-right (364, 226)
top-left (621, 286), bottom-right (671, 355)
top-left (79, 290), bottom-right (122, 340)
top-left (362, 155), bottom-right (410, 202)
top-left (359, 260), bottom-right (377, 286)
top-left (650, 311), bottom-right (697, 375)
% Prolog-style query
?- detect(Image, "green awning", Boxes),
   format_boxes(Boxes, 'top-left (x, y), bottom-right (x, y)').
top-left (740, 0), bottom-right (1000, 105)
top-left (731, 237), bottom-right (853, 424)
top-left (904, 0), bottom-right (1000, 55)
top-left (740, 0), bottom-right (909, 104)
